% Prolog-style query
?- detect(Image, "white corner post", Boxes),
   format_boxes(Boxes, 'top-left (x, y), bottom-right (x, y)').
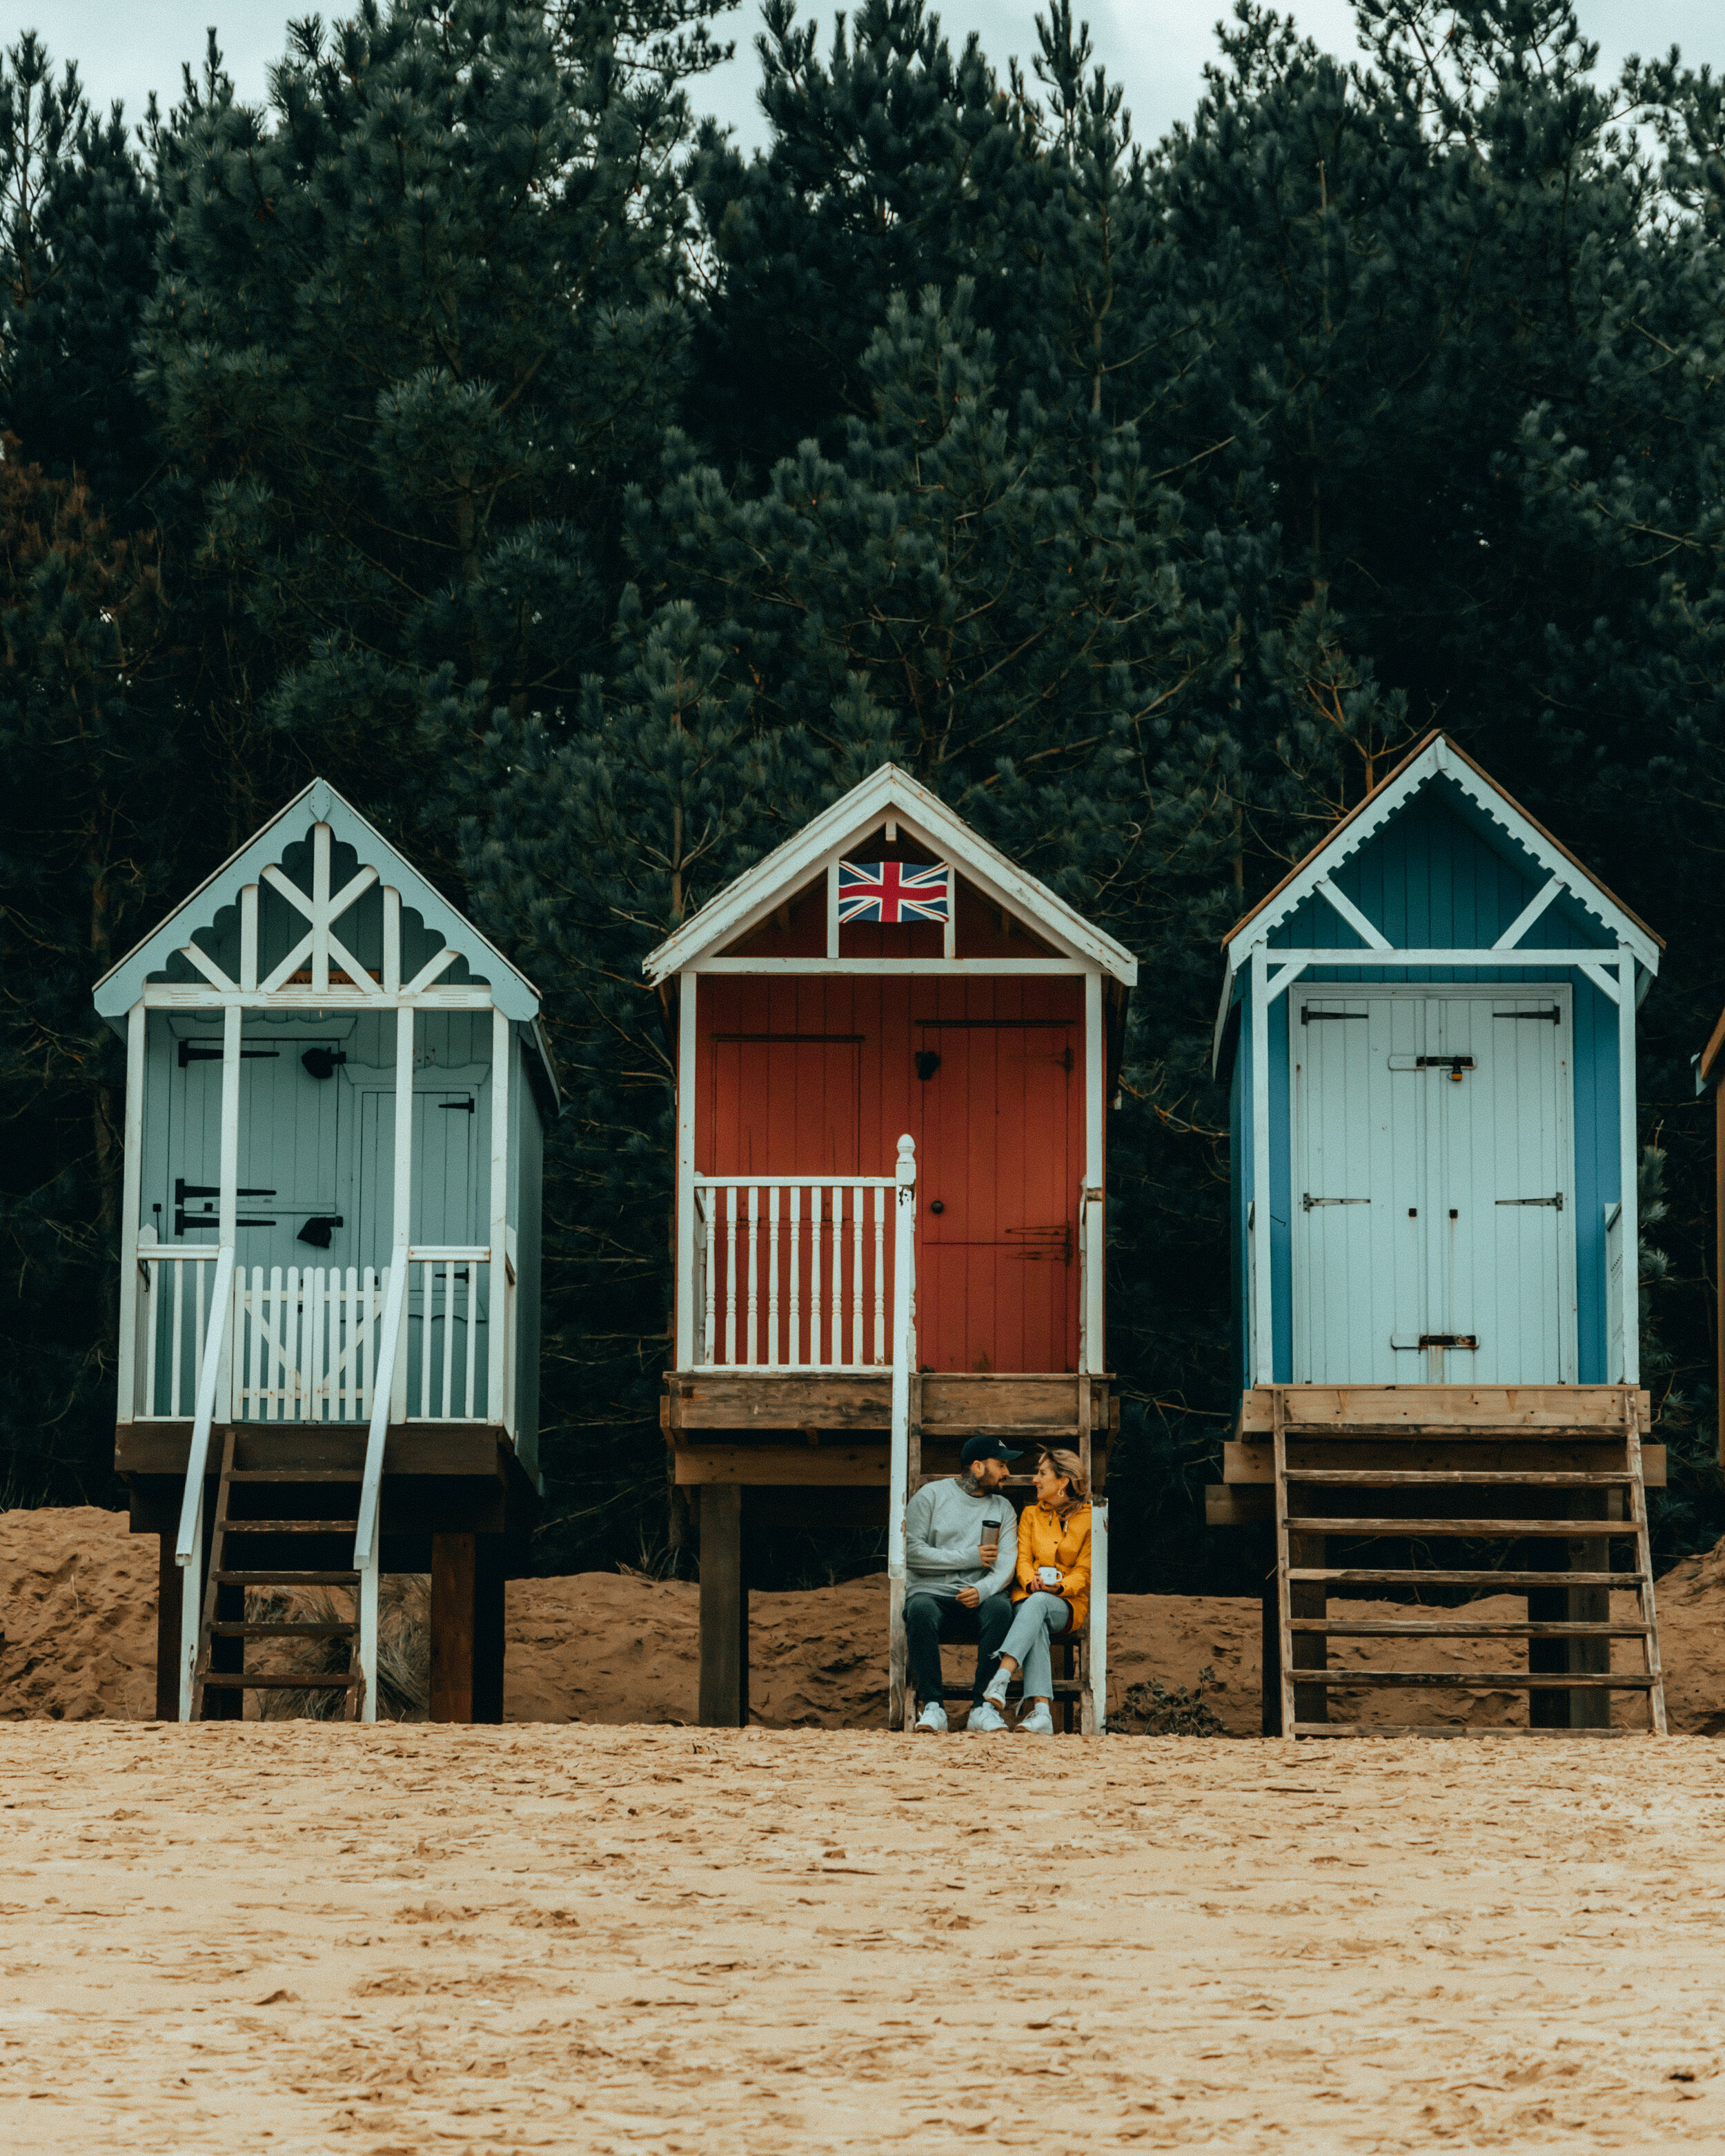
top-left (887, 1132), bottom-right (917, 1730)
top-left (1617, 946), bottom-right (1641, 1387)
top-left (487, 1003), bottom-right (511, 1426)
top-left (115, 1002), bottom-right (147, 1424)
top-left (1249, 942), bottom-right (1273, 1387)
top-left (675, 971), bottom-right (698, 1369)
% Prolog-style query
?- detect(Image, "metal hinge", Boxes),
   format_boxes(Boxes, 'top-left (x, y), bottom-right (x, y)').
top-left (1302, 1194), bottom-right (1370, 1210)
top-left (1301, 1007), bottom-right (1368, 1024)
top-left (1497, 1194), bottom-right (1564, 1209)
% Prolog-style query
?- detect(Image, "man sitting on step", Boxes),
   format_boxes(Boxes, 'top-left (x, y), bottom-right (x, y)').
top-left (906, 1436), bottom-right (1021, 1733)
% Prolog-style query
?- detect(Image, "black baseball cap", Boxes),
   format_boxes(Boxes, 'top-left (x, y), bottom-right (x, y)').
top-left (960, 1435), bottom-right (1024, 1466)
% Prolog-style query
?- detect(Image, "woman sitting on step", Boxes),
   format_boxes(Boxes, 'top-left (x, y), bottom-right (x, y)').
top-left (977, 1448), bottom-right (1092, 1735)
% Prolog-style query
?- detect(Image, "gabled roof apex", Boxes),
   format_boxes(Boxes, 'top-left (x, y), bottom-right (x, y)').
top-left (1222, 731), bottom-right (1661, 969)
top-left (642, 762), bottom-right (1138, 987)
top-left (92, 775), bottom-right (543, 1023)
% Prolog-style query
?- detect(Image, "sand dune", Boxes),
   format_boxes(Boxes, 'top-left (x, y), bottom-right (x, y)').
top-left (1, 1505), bottom-right (1716, 1732)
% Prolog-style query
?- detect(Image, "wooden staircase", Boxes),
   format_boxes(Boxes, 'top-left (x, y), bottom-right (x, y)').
top-left (189, 1431), bottom-right (365, 1721)
top-left (1265, 1387), bottom-right (1666, 1738)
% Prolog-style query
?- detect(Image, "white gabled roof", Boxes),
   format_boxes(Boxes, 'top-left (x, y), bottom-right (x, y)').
top-left (642, 763), bottom-right (1138, 987)
top-left (92, 777), bottom-right (542, 1023)
top-left (1221, 733), bottom-right (1662, 972)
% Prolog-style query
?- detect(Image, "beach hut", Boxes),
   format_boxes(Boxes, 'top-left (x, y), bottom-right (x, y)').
top-left (93, 779), bottom-right (555, 1723)
top-left (1208, 733), bottom-right (1668, 1735)
top-left (642, 764), bottom-right (1137, 1730)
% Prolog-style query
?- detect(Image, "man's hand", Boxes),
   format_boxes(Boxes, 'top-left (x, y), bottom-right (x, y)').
top-left (978, 1543), bottom-right (998, 1568)
top-left (956, 1585), bottom-right (980, 1610)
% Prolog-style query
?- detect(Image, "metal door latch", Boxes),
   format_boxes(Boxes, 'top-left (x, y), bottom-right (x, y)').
top-left (1393, 1333), bottom-right (1479, 1350)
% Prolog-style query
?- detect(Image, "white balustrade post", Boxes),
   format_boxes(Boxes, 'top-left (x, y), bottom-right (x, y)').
top-left (887, 1133), bottom-right (917, 1730)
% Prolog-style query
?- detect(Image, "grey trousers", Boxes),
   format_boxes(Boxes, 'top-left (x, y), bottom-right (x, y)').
top-left (1000, 1591), bottom-right (1072, 1700)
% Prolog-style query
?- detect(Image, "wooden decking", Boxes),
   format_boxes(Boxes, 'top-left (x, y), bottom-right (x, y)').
top-left (662, 1370), bottom-right (1116, 1485)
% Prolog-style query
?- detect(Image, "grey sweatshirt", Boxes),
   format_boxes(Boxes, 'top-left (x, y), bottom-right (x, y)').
top-left (905, 1476), bottom-right (1017, 1603)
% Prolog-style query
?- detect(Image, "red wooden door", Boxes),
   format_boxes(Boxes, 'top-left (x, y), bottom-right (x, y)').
top-left (914, 1018), bottom-right (1078, 1372)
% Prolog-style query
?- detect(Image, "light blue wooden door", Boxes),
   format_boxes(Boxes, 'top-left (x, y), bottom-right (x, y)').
top-left (1426, 995), bottom-right (1571, 1383)
top-left (1292, 989), bottom-right (1573, 1383)
top-left (1292, 994), bottom-right (1428, 1383)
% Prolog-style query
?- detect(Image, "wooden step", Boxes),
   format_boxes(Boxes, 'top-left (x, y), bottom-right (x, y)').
top-left (1290, 1723), bottom-right (1629, 1739)
top-left (1290, 1619), bottom-right (1653, 1639)
top-left (225, 1468), bottom-right (364, 1483)
top-left (1282, 1516), bottom-right (1628, 1538)
top-left (221, 1520), bottom-right (357, 1535)
top-left (1284, 1468), bottom-right (1632, 1487)
top-left (1290, 1670), bottom-right (1656, 1689)
top-left (1290, 1567), bottom-right (1646, 1587)
top-left (213, 1569), bottom-right (359, 1586)
top-left (209, 1621), bottom-right (356, 1639)
top-left (199, 1672), bottom-right (355, 1690)
top-left (1280, 1422), bottom-right (1630, 1439)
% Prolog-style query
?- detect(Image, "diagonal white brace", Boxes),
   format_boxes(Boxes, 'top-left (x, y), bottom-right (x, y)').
top-left (1315, 876), bottom-right (1391, 951)
top-left (1492, 875), bottom-right (1564, 951)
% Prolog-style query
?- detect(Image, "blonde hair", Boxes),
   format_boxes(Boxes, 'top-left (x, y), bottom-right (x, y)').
top-left (1038, 1447), bottom-right (1089, 1509)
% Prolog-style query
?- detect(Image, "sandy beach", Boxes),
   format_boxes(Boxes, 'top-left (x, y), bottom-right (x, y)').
top-left (2, 1721), bottom-right (1723, 2153)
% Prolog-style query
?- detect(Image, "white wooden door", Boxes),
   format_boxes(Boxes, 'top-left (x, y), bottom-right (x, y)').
top-left (1292, 989), bottom-right (1573, 1383)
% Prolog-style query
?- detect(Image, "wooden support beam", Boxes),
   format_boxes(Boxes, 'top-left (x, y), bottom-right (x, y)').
top-left (475, 1536), bottom-right (506, 1725)
top-left (698, 1484), bottom-right (748, 1728)
top-left (155, 1536), bottom-right (181, 1722)
top-left (430, 1532), bottom-right (477, 1723)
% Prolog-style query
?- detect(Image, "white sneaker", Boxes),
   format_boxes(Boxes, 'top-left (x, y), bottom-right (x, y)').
top-left (982, 1666), bottom-right (1011, 1709)
top-left (967, 1701), bottom-right (1007, 1732)
top-left (914, 1701), bottom-right (949, 1734)
top-left (1020, 1701), bottom-right (1054, 1735)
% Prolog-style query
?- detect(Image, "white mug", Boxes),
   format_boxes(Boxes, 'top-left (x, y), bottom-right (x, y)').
top-left (1036, 1564), bottom-right (1062, 1589)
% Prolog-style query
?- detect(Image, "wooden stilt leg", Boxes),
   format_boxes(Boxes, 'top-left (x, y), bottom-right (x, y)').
top-left (473, 1536), bottom-right (506, 1726)
top-left (699, 1484), bottom-right (747, 1728)
top-left (1566, 1486), bottom-right (1615, 1729)
top-left (430, 1532), bottom-right (477, 1723)
top-left (1261, 1567), bottom-right (1281, 1738)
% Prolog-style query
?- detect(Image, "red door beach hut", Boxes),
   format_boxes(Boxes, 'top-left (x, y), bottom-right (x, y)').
top-left (643, 764), bottom-right (1137, 1728)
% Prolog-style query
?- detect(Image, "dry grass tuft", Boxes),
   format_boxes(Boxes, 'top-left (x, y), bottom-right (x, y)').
top-left (245, 1573), bottom-right (430, 1720)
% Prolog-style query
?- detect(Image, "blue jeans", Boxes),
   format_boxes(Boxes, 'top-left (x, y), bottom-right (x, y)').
top-left (1000, 1592), bottom-right (1072, 1700)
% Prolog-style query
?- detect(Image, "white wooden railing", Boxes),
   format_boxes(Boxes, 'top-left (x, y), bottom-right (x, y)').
top-left (172, 1243), bottom-right (236, 1721)
top-left (1606, 1201), bottom-right (1624, 1385)
top-left (137, 1238), bottom-right (222, 1420)
top-left (353, 1258), bottom-right (409, 1725)
top-left (137, 1247), bottom-right (495, 1423)
top-left (693, 1176), bottom-right (897, 1370)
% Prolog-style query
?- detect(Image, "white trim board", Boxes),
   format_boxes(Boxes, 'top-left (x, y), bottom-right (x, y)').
top-left (642, 764), bottom-right (1138, 989)
top-left (93, 778), bottom-right (542, 1026)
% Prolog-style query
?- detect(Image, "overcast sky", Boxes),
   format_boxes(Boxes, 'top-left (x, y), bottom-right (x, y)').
top-left (14, 1), bottom-right (1725, 147)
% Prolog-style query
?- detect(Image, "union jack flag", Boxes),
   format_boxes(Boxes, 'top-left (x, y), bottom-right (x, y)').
top-left (838, 859), bottom-right (952, 925)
